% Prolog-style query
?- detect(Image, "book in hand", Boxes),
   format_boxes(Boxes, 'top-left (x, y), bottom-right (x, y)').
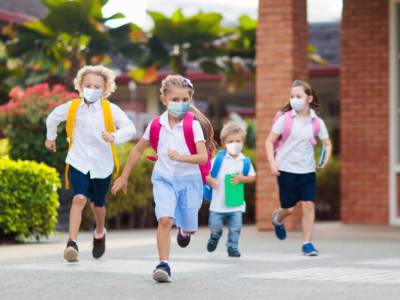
top-left (225, 173), bottom-right (245, 207)
top-left (318, 145), bottom-right (326, 168)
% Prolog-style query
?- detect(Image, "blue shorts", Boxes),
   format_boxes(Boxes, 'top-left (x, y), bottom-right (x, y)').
top-left (277, 171), bottom-right (316, 209)
top-left (151, 171), bottom-right (203, 232)
top-left (69, 166), bottom-right (112, 207)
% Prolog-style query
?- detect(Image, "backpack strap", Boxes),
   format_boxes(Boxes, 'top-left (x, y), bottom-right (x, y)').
top-left (242, 157), bottom-right (251, 176)
top-left (310, 116), bottom-right (321, 145)
top-left (274, 110), bottom-right (294, 153)
top-left (101, 99), bottom-right (120, 179)
top-left (182, 112), bottom-right (210, 183)
top-left (147, 116), bottom-right (161, 161)
top-left (64, 98), bottom-right (81, 190)
top-left (210, 150), bottom-right (226, 178)
top-left (182, 112), bottom-right (196, 154)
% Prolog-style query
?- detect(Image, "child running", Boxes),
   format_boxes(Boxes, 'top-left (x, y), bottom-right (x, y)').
top-left (45, 65), bottom-right (136, 262)
top-left (111, 75), bottom-right (216, 282)
top-left (265, 80), bottom-right (332, 256)
top-left (206, 122), bottom-right (256, 257)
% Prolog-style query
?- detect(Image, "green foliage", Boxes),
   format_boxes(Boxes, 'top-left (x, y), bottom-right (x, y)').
top-left (0, 158), bottom-right (61, 238)
top-left (316, 156), bottom-right (341, 220)
top-left (0, 139), bottom-right (9, 158)
top-left (4, 0), bottom-right (139, 88)
top-left (0, 83), bottom-right (77, 172)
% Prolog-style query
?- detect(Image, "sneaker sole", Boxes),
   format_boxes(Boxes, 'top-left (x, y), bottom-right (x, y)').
top-left (303, 251), bottom-right (319, 257)
top-left (64, 247), bottom-right (78, 262)
top-left (153, 270), bottom-right (171, 283)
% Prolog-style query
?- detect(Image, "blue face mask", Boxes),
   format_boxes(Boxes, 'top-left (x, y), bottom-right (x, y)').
top-left (83, 88), bottom-right (102, 103)
top-left (167, 101), bottom-right (190, 119)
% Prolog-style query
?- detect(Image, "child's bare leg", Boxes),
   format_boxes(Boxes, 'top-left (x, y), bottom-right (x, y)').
top-left (69, 195), bottom-right (87, 240)
top-left (157, 217), bottom-right (173, 261)
top-left (301, 201), bottom-right (315, 242)
top-left (90, 203), bottom-right (106, 235)
top-left (274, 207), bottom-right (295, 223)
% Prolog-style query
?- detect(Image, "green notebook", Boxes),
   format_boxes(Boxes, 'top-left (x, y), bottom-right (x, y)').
top-left (225, 173), bottom-right (245, 207)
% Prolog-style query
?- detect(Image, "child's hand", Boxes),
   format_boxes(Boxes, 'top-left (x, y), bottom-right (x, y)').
top-left (209, 178), bottom-right (218, 189)
top-left (318, 160), bottom-right (328, 170)
top-left (168, 149), bottom-right (182, 161)
top-left (102, 131), bottom-right (115, 143)
top-left (270, 161), bottom-right (280, 176)
top-left (231, 174), bottom-right (244, 185)
top-left (45, 139), bottom-right (56, 152)
top-left (111, 177), bottom-right (128, 195)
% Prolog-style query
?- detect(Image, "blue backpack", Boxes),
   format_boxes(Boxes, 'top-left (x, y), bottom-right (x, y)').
top-left (203, 150), bottom-right (251, 202)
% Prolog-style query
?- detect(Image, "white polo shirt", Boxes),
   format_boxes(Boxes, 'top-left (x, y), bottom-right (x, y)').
top-left (272, 109), bottom-right (329, 174)
top-left (143, 111), bottom-right (205, 177)
top-left (46, 99), bottom-right (136, 179)
top-left (209, 153), bottom-right (256, 213)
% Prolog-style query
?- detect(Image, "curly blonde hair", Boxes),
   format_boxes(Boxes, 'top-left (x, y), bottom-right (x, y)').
top-left (73, 65), bottom-right (117, 98)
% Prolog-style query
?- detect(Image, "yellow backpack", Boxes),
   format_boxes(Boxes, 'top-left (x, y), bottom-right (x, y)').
top-left (64, 98), bottom-right (120, 190)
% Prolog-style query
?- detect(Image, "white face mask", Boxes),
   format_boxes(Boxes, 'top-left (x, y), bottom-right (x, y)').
top-left (83, 88), bottom-right (103, 103)
top-left (290, 97), bottom-right (306, 112)
top-left (226, 142), bottom-right (243, 156)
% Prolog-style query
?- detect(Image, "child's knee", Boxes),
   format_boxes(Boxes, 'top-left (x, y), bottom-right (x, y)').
top-left (282, 207), bottom-right (295, 215)
top-left (158, 217), bottom-right (173, 228)
top-left (72, 194), bottom-right (87, 208)
top-left (301, 201), bottom-right (315, 213)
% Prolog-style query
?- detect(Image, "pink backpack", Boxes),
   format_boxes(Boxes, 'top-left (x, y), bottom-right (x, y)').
top-left (147, 112), bottom-right (211, 183)
top-left (273, 110), bottom-right (321, 153)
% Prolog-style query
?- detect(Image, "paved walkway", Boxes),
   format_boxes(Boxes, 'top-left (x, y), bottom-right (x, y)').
top-left (0, 223), bottom-right (399, 300)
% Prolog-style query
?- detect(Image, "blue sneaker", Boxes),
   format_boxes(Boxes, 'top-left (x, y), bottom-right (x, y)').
top-left (272, 211), bottom-right (287, 240)
top-left (153, 262), bottom-right (171, 282)
top-left (302, 243), bottom-right (319, 256)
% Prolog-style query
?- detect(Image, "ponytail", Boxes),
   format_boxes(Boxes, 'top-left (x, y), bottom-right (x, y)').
top-left (189, 105), bottom-right (217, 153)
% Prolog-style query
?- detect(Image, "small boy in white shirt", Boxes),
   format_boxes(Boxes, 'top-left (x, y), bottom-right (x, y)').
top-left (206, 122), bottom-right (256, 257)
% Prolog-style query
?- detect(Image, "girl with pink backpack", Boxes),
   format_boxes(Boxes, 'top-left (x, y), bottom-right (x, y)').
top-left (111, 75), bottom-right (216, 282)
top-left (265, 80), bottom-right (332, 256)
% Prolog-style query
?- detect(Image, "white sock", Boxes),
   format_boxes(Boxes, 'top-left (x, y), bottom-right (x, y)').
top-left (160, 260), bottom-right (169, 265)
top-left (94, 228), bottom-right (106, 239)
top-left (303, 241), bottom-right (311, 245)
top-left (273, 211), bottom-right (282, 225)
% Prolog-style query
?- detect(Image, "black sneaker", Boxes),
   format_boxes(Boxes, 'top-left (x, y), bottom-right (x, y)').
top-left (64, 240), bottom-right (79, 262)
top-left (207, 235), bottom-right (220, 252)
top-left (153, 262), bottom-right (172, 282)
top-left (177, 228), bottom-right (191, 248)
top-left (227, 247), bottom-right (241, 258)
top-left (92, 232), bottom-right (106, 259)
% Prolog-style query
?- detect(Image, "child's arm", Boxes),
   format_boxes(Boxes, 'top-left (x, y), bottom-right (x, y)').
top-left (206, 175), bottom-right (218, 189)
top-left (265, 131), bottom-right (280, 176)
top-left (231, 174), bottom-right (256, 185)
top-left (45, 102), bottom-right (71, 152)
top-left (111, 138), bottom-right (150, 195)
top-left (319, 138), bottom-right (332, 169)
top-left (102, 105), bottom-right (136, 144)
top-left (168, 141), bottom-right (208, 164)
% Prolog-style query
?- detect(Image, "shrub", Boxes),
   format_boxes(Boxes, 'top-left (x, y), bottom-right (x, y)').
top-left (0, 83), bottom-right (78, 172)
top-left (0, 158), bottom-right (61, 238)
top-left (0, 138), bottom-right (9, 158)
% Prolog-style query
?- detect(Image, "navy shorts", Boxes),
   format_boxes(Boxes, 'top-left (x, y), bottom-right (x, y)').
top-left (277, 171), bottom-right (316, 209)
top-left (69, 166), bottom-right (112, 207)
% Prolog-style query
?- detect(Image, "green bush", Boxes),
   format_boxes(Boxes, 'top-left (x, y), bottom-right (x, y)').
top-left (0, 84), bottom-right (78, 172)
top-left (316, 156), bottom-right (340, 220)
top-left (0, 158), bottom-right (61, 238)
top-left (0, 138), bottom-right (9, 158)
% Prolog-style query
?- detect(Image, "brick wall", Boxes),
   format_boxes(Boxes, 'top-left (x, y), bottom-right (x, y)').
top-left (256, 0), bottom-right (308, 230)
top-left (341, 0), bottom-right (389, 224)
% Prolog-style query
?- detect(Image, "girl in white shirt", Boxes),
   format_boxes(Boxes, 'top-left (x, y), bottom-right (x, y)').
top-left (45, 65), bottom-right (136, 263)
top-left (111, 75), bottom-right (216, 282)
top-left (265, 80), bottom-right (332, 256)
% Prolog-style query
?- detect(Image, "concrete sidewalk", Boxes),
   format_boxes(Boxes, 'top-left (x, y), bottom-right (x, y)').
top-left (0, 223), bottom-right (399, 300)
